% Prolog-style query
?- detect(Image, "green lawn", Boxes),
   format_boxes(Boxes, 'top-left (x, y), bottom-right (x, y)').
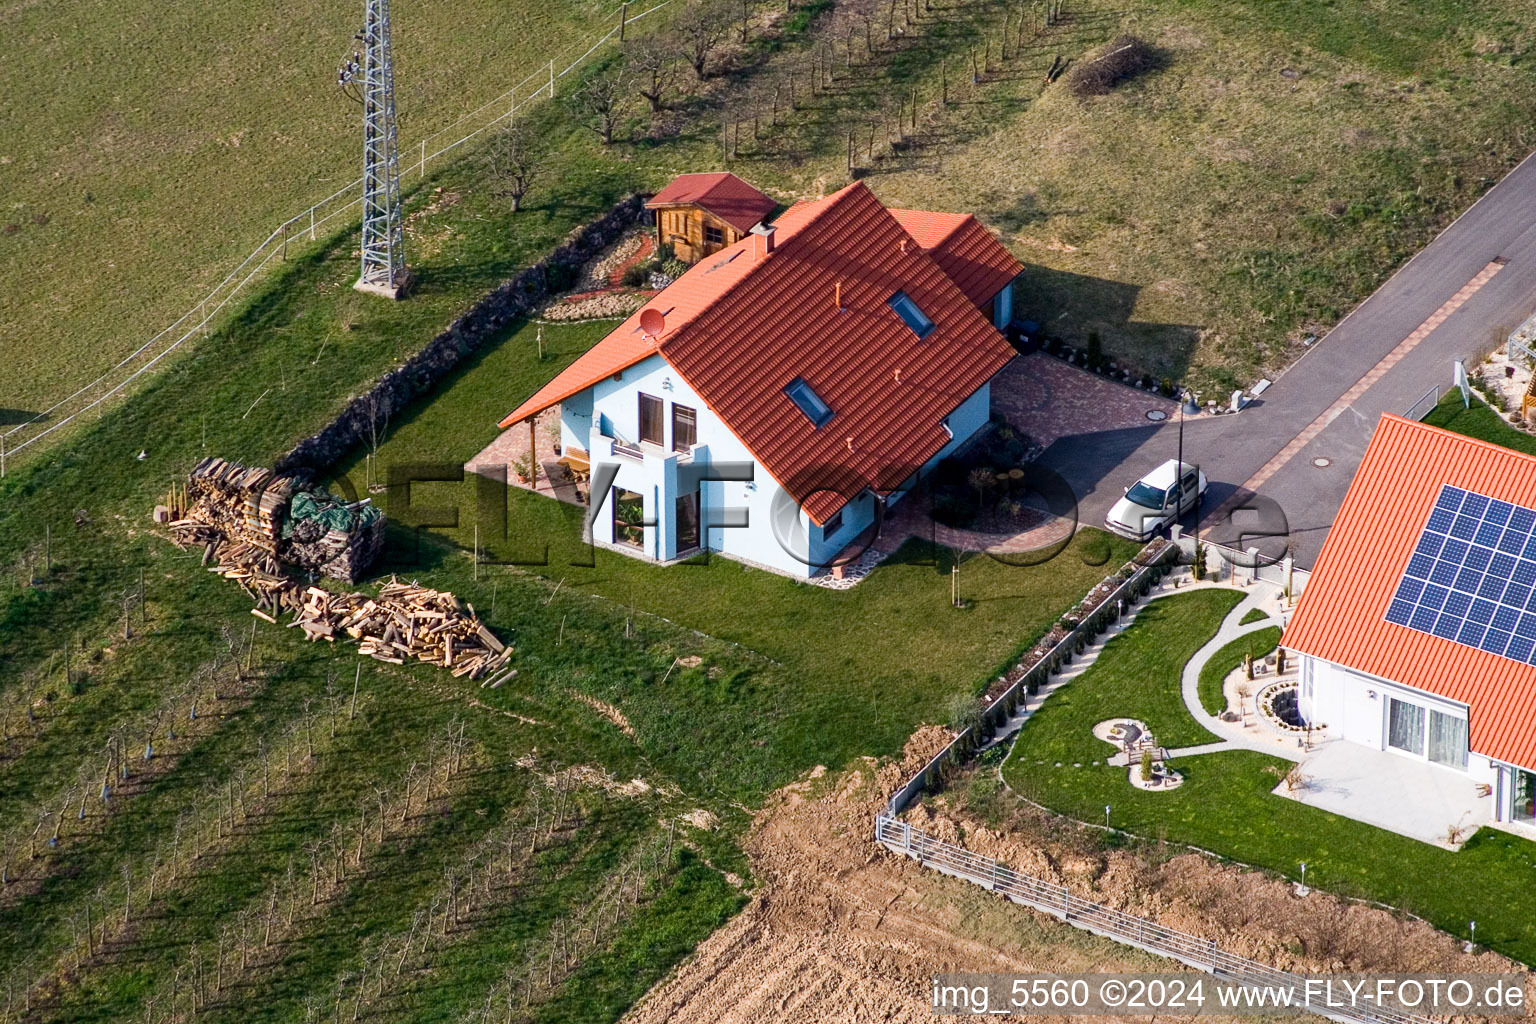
top-left (1011, 588), bottom-right (1238, 762)
top-left (1196, 626), bottom-right (1281, 716)
top-left (1238, 607), bottom-right (1268, 626)
top-left (1423, 392), bottom-right (1536, 456)
top-left (326, 316), bottom-right (1143, 787)
top-left (1002, 590), bottom-right (1536, 966)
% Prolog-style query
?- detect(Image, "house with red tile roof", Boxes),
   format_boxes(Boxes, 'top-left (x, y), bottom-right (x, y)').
top-left (645, 172), bottom-right (778, 264)
top-left (1283, 414), bottom-right (1536, 833)
top-left (498, 180), bottom-right (1023, 577)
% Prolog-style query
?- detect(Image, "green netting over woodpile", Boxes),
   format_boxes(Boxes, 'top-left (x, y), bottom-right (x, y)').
top-left (283, 490), bottom-right (382, 538)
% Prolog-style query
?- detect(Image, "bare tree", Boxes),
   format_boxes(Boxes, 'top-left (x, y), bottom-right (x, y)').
top-left (571, 66), bottom-right (629, 145)
top-left (486, 121), bottom-right (542, 213)
top-left (676, 0), bottom-right (731, 80)
top-left (625, 37), bottom-right (678, 115)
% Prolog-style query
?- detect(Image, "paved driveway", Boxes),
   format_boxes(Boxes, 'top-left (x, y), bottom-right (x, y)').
top-left (1018, 150), bottom-right (1536, 569)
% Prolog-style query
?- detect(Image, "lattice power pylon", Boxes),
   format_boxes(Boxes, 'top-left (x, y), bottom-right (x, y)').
top-left (340, 0), bottom-right (411, 298)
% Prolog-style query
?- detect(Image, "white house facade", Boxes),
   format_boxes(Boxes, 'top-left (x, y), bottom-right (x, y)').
top-left (499, 179), bottom-right (1023, 579)
top-left (1283, 414), bottom-right (1536, 836)
top-left (559, 352), bottom-right (991, 575)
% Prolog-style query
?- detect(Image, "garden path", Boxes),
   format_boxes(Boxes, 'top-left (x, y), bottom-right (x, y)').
top-left (1172, 583), bottom-right (1307, 761)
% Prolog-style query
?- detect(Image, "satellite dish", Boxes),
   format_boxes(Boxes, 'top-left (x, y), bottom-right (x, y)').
top-left (639, 308), bottom-right (666, 339)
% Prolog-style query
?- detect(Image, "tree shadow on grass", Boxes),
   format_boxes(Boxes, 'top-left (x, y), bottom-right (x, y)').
top-left (1013, 264), bottom-right (1203, 381)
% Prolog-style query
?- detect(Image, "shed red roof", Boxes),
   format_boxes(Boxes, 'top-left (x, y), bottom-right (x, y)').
top-left (645, 172), bottom-right (777, 234)
top-left (889, 209), bottom-right (1022, 310)
top-left (1282, 414), bottom-right (1536, 771)
top-left (501, 181), bottom-right (1017, 524)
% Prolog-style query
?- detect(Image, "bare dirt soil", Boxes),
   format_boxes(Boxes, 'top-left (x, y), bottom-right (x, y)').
top-left (628, 728), bottom-right (1201, 1023)
top-left (908, 792), bottom-right (1519, 980)
top-left (627, 729), bottom-right (1523, 1024)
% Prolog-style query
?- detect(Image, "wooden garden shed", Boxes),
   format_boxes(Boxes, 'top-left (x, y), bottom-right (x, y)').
top-left (645, 172), bottom-right (776, 265)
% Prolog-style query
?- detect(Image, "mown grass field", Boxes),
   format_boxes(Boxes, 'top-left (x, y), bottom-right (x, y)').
top-left (0, 0), bottom-right (633, 419)
top-left (0, 95), bottom-right (1135, 1022)
top-left (11, 0), bottom-right (1536, 440)
top-left (1000, 589), bottom-right (1536, 966)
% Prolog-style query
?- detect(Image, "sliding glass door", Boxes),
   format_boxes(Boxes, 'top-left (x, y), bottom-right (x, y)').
top-left (1386, 696), bottom-right (1468, 769)
top-left (1427, 710), bottom-right (1468, 769)
top-left (1386, 697), bottom-right (1425, 755)
top-left (1516, 769), bottom-right (1536, 825)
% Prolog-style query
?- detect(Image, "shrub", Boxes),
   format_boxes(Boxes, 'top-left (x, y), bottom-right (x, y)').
top-left (1139, 748), bottom-right (1154, 782)
top-left (662, 257), bottom-right (689, 278)
top-left (1086, 330), bottom-right (1104, 371)
top-left (933, 494), bottom-right (976, 528)
top-left (1067, 34), bottom-right (1158, 97)
top-left (620, 264), bottom-right (649, 287)
top-left (656, 242), bottom-right (676, 262)
top-left (1160, 376), bottom-right (1175, 397)
top-left (944, 692), bottom-right (983, 735)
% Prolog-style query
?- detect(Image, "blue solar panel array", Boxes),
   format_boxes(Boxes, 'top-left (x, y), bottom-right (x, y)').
top-left (1386, 485), bottom-right (1536, 665)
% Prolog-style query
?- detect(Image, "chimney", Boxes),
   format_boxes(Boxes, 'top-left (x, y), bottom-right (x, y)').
top-left (751, 223), bottom-right (776, 260)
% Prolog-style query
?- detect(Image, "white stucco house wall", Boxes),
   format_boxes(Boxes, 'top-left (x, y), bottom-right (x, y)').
top-left (497, 179), bottom-right (1023, 578)
top-left (1284, 414), bottom-right (1536, 834)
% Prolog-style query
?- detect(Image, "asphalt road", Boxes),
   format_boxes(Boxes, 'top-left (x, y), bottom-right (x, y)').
top-left (1031, 151), bottom-right (1536, 570)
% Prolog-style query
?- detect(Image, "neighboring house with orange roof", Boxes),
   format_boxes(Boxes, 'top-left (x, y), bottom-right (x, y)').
top-left (1283, 414), bottom-right (1536, 833)
top-left (498, 181), bottom-right (1023, 577)
top-left (645, 172), bottom-right (778, 264)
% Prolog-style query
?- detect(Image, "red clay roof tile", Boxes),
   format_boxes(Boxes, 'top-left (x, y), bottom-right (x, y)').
top-left (645, 172), bottom-right (777, 234)
top-left (1281, 414), bottom-right (1536, 771)
top-left (889, 210), bottom-right (1023, 311)
top-left (502, 182), bottom-right (1017, 525)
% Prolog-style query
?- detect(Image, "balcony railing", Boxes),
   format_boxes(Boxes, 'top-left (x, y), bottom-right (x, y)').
top-left (610, 439), bottom-right (644, 461)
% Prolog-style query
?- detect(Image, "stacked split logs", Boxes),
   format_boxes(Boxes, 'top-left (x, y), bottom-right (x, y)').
top-left (159, 459), bottom-right (512, 682)
top-left (181, 457), bottom-right (296, 553)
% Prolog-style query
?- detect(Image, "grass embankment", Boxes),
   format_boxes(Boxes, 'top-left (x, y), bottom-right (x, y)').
top-left (0, 0), bottom-right (623, 413)
top-left (0, 161), bottom-right (1135, 1023)
top-left (1196, 626), bottom-right (1281, 716)
top-left (873, 0), bottom-right (1536, 393)
top-left (1424, 392), bottom-right (1536, 457)
top-left (15, 0), bottom-right (1536, 440)
top-left (1002, 590), bottom-right (1536, 965)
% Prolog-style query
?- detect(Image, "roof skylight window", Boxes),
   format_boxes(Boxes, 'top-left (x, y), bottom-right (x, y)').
top-left (784, 378), bottom-right (834, 427)
top-left (887, 291), bottom-right (934, 338)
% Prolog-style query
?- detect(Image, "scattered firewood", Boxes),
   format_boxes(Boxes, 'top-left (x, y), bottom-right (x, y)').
top-left (161, 494), bottom-right (510, 680)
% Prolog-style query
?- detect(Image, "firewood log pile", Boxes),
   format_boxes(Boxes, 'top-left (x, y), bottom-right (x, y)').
top-left (177, 533), bottom-right (514, 682)
top-left (158, 460), bottom-right (512, 682)
top-left (157, 457), bottom-right (383, 582)
top-left (181, 457), bottom-right (297, 553)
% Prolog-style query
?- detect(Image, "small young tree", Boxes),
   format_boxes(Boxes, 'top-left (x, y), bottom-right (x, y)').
top-left (571, 66), bottom-right (629, 145)
top-left (1139, 748), bottom-right (1153, 782)
top-left (943, 692), bottom-right (983, 737)
top-left (676, 0), bottom-right (730, 80)
top-left (487, 121), bottom-right (542, 213)
top-left (625, 37), bottom-right (677, 114)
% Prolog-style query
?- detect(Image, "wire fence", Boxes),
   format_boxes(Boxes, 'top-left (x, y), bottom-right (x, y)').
top-left (0, 0), bottom-right (676, 472)
top-left (874, 817), bottom-right (1432, 1024)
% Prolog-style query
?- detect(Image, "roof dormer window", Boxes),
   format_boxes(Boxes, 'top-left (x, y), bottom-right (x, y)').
top-left (888, 291), bottom-right (934, 338)
top-left (785, 377), bottom-right (834, 427)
